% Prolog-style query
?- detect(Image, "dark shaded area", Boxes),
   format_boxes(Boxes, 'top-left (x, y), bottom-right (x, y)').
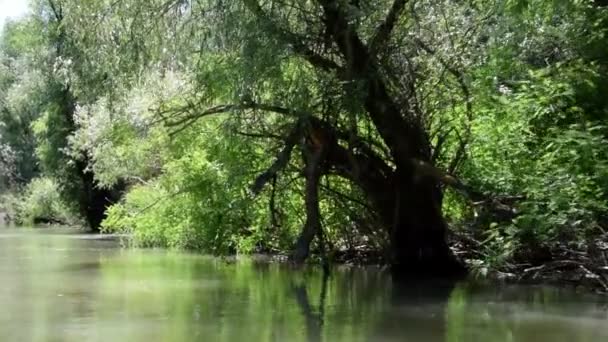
top-left (292, 272), bottom-right (329, 342)
top-left (371, 279), bottom-right (459, 342)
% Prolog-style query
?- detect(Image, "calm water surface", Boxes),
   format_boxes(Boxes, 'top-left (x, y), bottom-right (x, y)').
top-left (0, 228), bottom-right (606, 342)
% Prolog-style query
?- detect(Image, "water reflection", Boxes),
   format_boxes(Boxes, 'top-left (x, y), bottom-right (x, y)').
top-left (291, 272), bottom-right (328, 342)
top-left (0, 229), bottom-right (606, 342)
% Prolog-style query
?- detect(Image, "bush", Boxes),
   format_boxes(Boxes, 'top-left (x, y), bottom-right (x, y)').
top-left (100, 119), bottom-right (263, 254)
top-left (452, 60), bottom-right (608, 269)
top-left (7, 177), bottom-right (78, 226)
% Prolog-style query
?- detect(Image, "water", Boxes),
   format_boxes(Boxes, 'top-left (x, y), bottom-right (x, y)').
top-left (0, 228), bottom-right (606, 342)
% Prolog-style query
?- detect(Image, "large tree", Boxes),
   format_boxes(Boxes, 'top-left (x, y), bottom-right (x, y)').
top-left (61, 0), bottom-right (488, 275)
top-left (25, 0), bottom-right (124, 230)
top-left (235, 0), bottom-right (469, 275)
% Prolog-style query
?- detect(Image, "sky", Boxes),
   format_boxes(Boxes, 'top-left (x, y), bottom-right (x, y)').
top-left (0, 0), bottom-right (30, 32)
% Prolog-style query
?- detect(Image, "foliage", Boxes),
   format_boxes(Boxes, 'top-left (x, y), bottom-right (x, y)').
top-left (1, 177), bottom-right (78, 226)
top-left (0, 18), bottom-right (48, 188)
top-left (451, 3), bottom-right (608, 267)
top-left (101, 120), bottom-right (254, 253)
top-left (0, 0), bottom-right (607, 274)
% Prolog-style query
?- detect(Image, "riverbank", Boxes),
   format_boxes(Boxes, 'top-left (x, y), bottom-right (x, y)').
top-left (7, 223), bottom-right (608, 294)
top-left (451, 231), bottom-right (608, 294)
top-left (204, 236), bottom-right (608, 294)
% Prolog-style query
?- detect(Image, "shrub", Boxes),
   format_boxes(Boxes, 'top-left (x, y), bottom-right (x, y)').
top-left (10, 177), bottom-right (77, 226)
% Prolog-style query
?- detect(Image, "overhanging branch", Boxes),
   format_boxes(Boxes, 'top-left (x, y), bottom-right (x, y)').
top-left (414, 37), bottom-right (473, 174)
top-left (156, 101), bottom-right (311, 136)
top-left (47, 0), bottom-right (63, 21)
top-left (251, 118), bottom-right (305, 195)
top-left (243, 0), bottom-right (341, 71)
top-left (370, 0), bottom-right (409, 53)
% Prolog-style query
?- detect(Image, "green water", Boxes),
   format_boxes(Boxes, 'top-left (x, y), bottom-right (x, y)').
top-left (0, 228), bottom-right (606, 342)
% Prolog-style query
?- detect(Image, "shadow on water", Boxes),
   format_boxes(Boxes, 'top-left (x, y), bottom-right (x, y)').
top-left (60, 261), bottom-right (103, 272)
top-left (288, 266), bottom-right (460, 342)
top-left (376, 278), bottom-right (459, 342)
top-left (287, 269), bottom-right (608, 342)
top-left (292, 272), bottom-right (330, 342)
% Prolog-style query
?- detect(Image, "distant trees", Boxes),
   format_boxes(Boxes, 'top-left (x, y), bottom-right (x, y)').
top-left (0, 0), bottom-right (123, 229)
top-left (0, 19), bottom-right (45, 188)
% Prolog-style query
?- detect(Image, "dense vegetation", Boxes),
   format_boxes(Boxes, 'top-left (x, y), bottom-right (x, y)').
top-left (1, 0), bottom-right (607, 280)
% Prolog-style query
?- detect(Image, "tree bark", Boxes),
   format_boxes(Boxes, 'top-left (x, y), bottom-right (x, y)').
top-left (344, 159), bottom-right (464, 277)
top-left (317, 1), bottom-right (463, 277)
top-left (387, 167), bottom-right (466, 277)
top-left (291, 144), bottom-right (326, 263)
top-left (282, 118), bottom-right (464, 276)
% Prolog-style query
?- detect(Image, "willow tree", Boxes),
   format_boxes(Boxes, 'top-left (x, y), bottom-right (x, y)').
top-left (64, 0), bottom-right (490, 275)
top-left (232, 0), bottom-right (473, 275)
top-left (10, 0), bottom-right (127, 230)
top-left (0, 19), bottom-right (46, 188)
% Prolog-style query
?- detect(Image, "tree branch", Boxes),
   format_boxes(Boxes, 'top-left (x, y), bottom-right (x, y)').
top-left (156, 101), bottom-right (310, 136)
top-left (291, 140), bottom-right (326, 263)
top-left (47, 0), bottom-right (63, 22)
top-left (370, 0), bottom-right (409, 53)
top-left (251, 119), bottom-right (305, 195)
top-left (317, 0), bottom-right (428, 166)
top-left (413, 38), bottom-right (473, 173)
top-left (243, 0), bottom-right (341, 71)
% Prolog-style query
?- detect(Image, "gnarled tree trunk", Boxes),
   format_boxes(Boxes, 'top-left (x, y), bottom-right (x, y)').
top-left (291, 143), bottom-right (326, 263)
top-left (77, 159), bottom-right (124, 232)
top-left (286, 118), bottom-right (464, 277)
top-left (387, 167), bottom-right (465, 277)
top-left (246, 0), bottom-right (466, 277)
top-left (60, 89), bottom-right (124, 233)
top-left (322, 0), bottom-right (464, 277)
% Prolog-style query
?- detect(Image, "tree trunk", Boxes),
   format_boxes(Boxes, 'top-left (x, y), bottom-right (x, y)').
top-left (291, 120), bottom-right (466, 277)
top-left (49, 4), bottom-right (123, 233)
top-left (248, 0), bottom-right (466, 277)
top-left (341, 154), bottom-right (465, 277)
top-left (62, 90), bottom-right (123, 233)
top-left (386, 167), bottom-right (466, 278)
top-left (291, 145), bottom-right (325, 263)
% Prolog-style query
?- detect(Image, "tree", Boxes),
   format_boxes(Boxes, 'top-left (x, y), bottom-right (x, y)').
top-left (65, 0), bottom-right (488, 275)
top-left (49, 0), bottom-right (608, 279)
top-left (25, 0), bottom-right (124, 230)
top-left (244, 0), bottom-right (472, 275)
top-left (0, 18), bottom-right (47, 188)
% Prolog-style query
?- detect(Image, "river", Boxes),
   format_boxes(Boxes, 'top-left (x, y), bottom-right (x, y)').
top-left (0, 228), bottom-right (606, 341)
